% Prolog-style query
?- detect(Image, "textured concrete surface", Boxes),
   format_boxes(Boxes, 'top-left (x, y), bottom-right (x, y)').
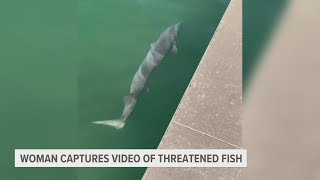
top-left (143, 0), bottom-right (242, 179)
top-left (143, 123), bottom-right (241, 180)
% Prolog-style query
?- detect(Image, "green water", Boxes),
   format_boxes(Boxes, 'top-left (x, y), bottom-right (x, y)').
top-left (0, 0), bottom-right (228, 179)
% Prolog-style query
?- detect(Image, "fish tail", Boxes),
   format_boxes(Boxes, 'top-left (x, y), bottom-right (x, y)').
top-left (92, 118), bottom-right (125, 129)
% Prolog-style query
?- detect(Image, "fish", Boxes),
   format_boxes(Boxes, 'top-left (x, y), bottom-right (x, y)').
top-left (93, 22), bottom-right (182, 129)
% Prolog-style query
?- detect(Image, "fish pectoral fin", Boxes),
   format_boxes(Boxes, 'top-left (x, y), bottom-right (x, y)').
top-left (171, 44), bottom-right (178, 54)
top-left (123, 93), bottom-right (135, 104)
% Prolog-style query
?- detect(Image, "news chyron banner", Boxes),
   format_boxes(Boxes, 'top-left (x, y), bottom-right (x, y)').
top-left (15, 149), bottom-right (247, 168)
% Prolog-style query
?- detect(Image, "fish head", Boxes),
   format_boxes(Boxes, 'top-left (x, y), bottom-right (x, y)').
top-left (173, 22), bottom-right (182, 39)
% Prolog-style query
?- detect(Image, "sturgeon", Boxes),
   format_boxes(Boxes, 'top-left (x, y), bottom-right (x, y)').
top-left (93, 22), bottom-right (182, 129)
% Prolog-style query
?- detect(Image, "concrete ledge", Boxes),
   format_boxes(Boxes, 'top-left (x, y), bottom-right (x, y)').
top-left (143, 0), bottom-right (242, 179)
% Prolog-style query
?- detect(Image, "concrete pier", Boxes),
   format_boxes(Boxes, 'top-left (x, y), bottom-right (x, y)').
top-left (143, 0), bottom-right (242, 179)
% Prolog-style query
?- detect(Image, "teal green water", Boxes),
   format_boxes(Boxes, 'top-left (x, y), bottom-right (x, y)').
top-left (0, 1), bottom-right (77, 180)
top-left (78, 0), bottom-right (228, 179)
top-left (0, 0), bottom-right (229, 179)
